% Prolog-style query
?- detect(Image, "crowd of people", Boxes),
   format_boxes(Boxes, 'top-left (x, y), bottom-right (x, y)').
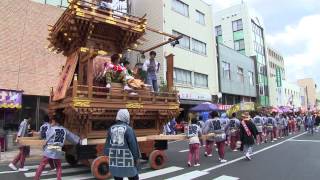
top-left (185, 110), bottom-right (320, 167)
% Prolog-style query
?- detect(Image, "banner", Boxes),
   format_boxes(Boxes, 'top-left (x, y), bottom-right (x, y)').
top-left (53, 51), bottom-right (78, 101)
top-left (0, 90), bottom-right (22, 109)
top-left (226, 102), bottom-right (255, 116)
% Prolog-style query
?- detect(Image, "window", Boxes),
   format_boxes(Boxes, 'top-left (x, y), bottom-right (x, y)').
top-left (192, 39), bottom-right (206, 55)
top-left (259, 84), bottom-right (265, 95)
top-left (172, 0), bottom-right (189, 17)
top-left (248, 71), bottom-right (254, 86)
top-left (232, 19), bottom-right (243, 31)
top-left (174, 68), bottom-right (192, 85)
top-left (196, 10), bottom-right (205, 25)
top-left (194, 73), bottom-right (208, 88)
top-left (237, 67), bottom-right (244, 82)
top-left (234, 39), bottom-right (245, 51)
top-left (172, 30), bottom-right (190, 49)
top-left (222, 62), bottom-right (231, 80)
top-left (215, 25), bottom-right (222, 36)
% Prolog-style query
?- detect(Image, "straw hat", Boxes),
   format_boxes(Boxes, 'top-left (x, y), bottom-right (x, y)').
top-left (241, 112), bottom-right (251, 119)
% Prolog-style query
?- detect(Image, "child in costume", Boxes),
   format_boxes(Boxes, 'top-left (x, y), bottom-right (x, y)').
top-left (34, 111), bottom-right (84, 180)
top-left (186, 118), bottom-right (202, 167)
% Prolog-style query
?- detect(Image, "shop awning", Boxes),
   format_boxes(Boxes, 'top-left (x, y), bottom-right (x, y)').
top-left (0, 89), bottom-right (22, 109)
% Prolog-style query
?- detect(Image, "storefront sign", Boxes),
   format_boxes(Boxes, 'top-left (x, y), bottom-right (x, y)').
top-left (0, 90), bottom-right (22, 109)
top-left (179, 91), bottom-right (212, 101)
top-left (217, 104), bottom-right (232, 110)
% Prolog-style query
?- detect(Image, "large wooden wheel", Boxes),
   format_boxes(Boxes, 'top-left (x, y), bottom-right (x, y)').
top-left (91, 156), bottom-right (111, 180)
top-left (65, 153), bottom-right (78, 166)
top-left (149, 150), bottom-right (167, 170)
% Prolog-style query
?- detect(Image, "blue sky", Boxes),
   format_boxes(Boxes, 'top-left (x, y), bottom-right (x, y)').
top-left (204, 0), bottom-right (320, 86)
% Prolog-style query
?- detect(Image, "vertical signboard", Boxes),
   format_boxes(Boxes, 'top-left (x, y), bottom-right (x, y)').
top-left (276, 67), bottom-right (282, 87)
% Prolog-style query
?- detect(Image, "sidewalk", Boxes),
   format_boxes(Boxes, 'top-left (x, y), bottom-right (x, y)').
top-left (0, 146), bottom-right (42, 164)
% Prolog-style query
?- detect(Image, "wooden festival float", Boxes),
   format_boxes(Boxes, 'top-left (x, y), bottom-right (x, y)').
top-left (17, 0), bottom-right (190, 179)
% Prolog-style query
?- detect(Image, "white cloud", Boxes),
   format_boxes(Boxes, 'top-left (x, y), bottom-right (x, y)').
top-left (266, 14), bottom-right (320, 84)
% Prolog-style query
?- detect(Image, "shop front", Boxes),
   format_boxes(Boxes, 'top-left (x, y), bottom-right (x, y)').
top-left (178, 90), bottom-right (212, 122)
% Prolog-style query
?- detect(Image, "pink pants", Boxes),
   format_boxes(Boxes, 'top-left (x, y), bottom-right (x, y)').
top-left (35, 156), bottom-right (61, 180)
top-left (188, 143), bottom-right (200, 165)
top-left (216, 141), bottom-right (225, 159)
top-left (205, 140), bottom-right (214, 155)
top-left (273, 127), bottom-right (278, 139)
top-left (12, 146), bottom-right (28, 168)
top-left (256, 132), bottom-right (264, 144)
top-left (230, 134), bottom-right (239, 150)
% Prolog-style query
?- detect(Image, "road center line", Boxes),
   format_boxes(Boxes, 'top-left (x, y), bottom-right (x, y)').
top-left (202, 132), bottom-right (307, 172)
top-left (288, 139), bottom-right (320, 143)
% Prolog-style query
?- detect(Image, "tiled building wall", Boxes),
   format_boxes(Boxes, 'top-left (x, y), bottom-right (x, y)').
top-left (0, 0), bottom-right (66, 96)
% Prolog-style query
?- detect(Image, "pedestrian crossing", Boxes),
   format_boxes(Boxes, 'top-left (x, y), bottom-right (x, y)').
top-left (17, 164), bottom-right (239, 180)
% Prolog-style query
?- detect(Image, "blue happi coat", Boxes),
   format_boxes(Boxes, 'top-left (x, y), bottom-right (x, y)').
top-left (17, 119), bottom-right (29, 137)
top-left (104, 121), bottom-right (140, 178)
top-left (39, 122), bottom-right (51, 139)
top-left (43, 125), bottom-right (80, 159)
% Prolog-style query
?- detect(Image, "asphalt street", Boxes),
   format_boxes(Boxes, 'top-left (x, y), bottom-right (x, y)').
top-left (0, 131), bottom-right (319, 180)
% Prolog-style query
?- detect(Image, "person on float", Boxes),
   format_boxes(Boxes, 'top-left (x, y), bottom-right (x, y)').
top-left (104, 109), bottom-right (140, 180)
top-left (9, 116), bottom-right (32, 172)
top-left (105, 54), bottom-right (133, 91)
top-left (239, 112), bottom-right (258, 160)
top-left (186, 118), bottom-right (202, 167)
top-left (203, 111), bottom-right (228, 163)
top-left (34, 110), bottom-right (84, 180)
top-left (228, 113), bottom-right (240, 151)
top-left (142, 51), bottom-right (160, 92)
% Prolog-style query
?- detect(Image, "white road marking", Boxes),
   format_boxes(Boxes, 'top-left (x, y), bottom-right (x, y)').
top-left (0, 163), bottom-right (70, 175)
top-left (24, 167), bottom-right (89, 177)
top-left (0, 170), bottom-right (18, 175)
top-left (213, 175), bottom-right (239, 180)
top-left (202, 132), bottom-right (307, 172)
top-left (179, 149), bottom-right (190, 152)
top-left (288, 139), bottom-right (320, 143)
top-left (165, 170), bottom-right (209, 180)
top-left (139, 166), bottom-right (184, 180)
top-left (24, 162), bottom-right (69, 170)
top-left (43, 173), bottom-right (93, 180)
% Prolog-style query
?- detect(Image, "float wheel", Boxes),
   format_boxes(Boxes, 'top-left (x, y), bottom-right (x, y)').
top-left (91, 156), bottom-right (111, 180)
top-left (65, 154), bottom-right (78, 166)
top-left (149, 150), bottom-right (167, 170)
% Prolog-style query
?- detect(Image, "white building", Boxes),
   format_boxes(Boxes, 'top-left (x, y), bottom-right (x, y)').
top-left (266, 46), bottom-right (286, 107)
top-left (277, 81), bottom-right (302, 109)
top-left (131, 0), bottom-right (218, 108)
top-left (214, 3), bottom-right (269, 106)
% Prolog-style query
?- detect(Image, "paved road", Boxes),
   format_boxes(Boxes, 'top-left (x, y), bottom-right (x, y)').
top-left (1, 131), bottom-right (319, 180)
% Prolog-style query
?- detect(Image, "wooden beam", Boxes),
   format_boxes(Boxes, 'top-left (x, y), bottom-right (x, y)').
top-left (18, 133), bottom-right (215, 147)
top-left (141, 35), bottom-right (183, 54)
top-left (146, 27), bottom-right (179, 39)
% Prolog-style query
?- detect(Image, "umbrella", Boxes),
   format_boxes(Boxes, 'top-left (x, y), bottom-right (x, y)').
top-left (190, 102), bottom-right (218, 112)
top-left (279, 106), bottom-right (292, 113)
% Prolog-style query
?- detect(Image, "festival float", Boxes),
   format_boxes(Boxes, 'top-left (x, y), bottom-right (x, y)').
top-left (17, 0), bottom-right (185, 178)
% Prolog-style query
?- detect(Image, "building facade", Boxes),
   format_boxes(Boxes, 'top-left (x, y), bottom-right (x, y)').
top-left (277, 81), bottom-right (301, 109)
top-left (0, 0), bottom-right (66, 130)
top-left (214, 3), bottom-right (269, 106)
top-left (132, 0), bottom-right (218, 119)
top-left (217, 44), bottom-right (256, 105)
top-left (266, 46), bottom-right (286, 106)
top-left (297, 78), bottom-right (318, 109)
